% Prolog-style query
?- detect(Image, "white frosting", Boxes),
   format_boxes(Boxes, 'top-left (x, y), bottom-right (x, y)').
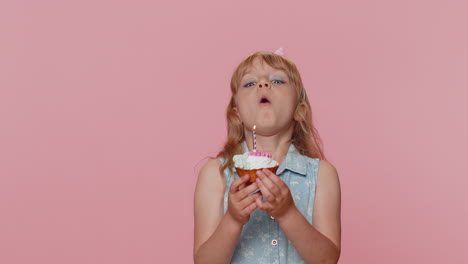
top-left (233, 153), bottom-right (279, 169)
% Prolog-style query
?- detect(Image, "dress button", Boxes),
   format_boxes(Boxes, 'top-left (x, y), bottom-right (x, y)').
top-left (270, 215), bottom-right (275, 220)
top-left (271, 239), bottom-right (278, 246)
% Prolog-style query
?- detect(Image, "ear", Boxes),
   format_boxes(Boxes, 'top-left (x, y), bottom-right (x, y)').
top-left (293, 103), bottom-right (306, 122)
top-left (232, 106), bottom-right (242, 123)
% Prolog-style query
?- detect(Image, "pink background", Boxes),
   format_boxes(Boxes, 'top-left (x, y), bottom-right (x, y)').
top-left (1, 0), bottom-right (467, 263)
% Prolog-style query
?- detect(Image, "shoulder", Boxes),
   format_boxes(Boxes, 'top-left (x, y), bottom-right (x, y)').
top-left (317, 160), bottom-right (340, 189)
top-left (194, 158), bottom-right (226, 219)
top-left (195, 158), bottom-right (226, 194)
top-left (199, 158), bottom-right (222, 176)
top-left (318, 160), bottom-right (338, 178)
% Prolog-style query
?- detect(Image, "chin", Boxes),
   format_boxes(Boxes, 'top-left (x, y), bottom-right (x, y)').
top-left (255, 123), bottom-right (277, 135)
top-left (259, 121), bottom-right (294, 135)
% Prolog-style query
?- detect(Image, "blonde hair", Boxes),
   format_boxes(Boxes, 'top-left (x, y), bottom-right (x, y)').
top-left (217, 51), bottom-right (325, 173)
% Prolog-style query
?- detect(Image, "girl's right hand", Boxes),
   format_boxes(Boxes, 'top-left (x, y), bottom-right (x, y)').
top-left (226, 175), bottom-right (261, 225)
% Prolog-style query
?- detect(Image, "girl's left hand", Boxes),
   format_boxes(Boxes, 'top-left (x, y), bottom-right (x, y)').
top-left (255, 169), bottom-right (296, 221)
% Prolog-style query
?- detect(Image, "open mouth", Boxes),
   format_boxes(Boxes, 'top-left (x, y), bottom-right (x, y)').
top-left (259, 96), bottom-right (270, 104)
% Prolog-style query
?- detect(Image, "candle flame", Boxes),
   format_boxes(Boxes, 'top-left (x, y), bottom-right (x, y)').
top-left (253, 125), bottom-right (256, 130)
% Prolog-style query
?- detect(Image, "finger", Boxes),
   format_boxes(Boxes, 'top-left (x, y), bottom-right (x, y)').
top-left (262, 168), bottom-right (288, 188)
top-left (256, 177), bottom-right (276, 203)
top-left (230, 175), bottom-right (250, 193)
top-left (256, 196), bottom-right (273, 211)
top-left (262, 169), bottom-right (290, 196)
top-left (243, 201), bottom-right (257, 215)
top-left (238, 182), bottom-right (247, 190)
top-left (256, 196), bottom-right (263, 209)
top-left (238, 182), bottom-right (259, 198)
top-left (239, 192), bottom-right (261, 210)
top-left (256, 170), bottom-right (281, 196)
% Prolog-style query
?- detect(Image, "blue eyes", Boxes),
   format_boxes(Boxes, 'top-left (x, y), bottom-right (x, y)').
top-left (244, 82), bottom-right (256, 87)
top-left (272, 79), bottom-right (285, 84)
top-left (243, 79), bottom-right (285, 88)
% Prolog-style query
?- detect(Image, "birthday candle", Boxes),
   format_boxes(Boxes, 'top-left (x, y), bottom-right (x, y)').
top-left (253, 125), bottom-right (256, 152)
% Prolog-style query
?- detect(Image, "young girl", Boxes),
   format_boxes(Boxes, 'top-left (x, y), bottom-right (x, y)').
top-left (194, 51), bottom-right (341, 264)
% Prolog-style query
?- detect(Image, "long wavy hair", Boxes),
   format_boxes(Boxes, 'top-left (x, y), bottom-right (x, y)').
top-left (217, 51), bottom-right (325, 173)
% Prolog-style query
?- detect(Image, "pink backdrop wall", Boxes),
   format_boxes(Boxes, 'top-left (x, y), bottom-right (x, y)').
top-left (1, 0), bottom-right (467, 263)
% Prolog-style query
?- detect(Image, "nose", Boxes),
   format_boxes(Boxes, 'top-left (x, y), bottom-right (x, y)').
top-left (258, 82), bottom-right (269, 88)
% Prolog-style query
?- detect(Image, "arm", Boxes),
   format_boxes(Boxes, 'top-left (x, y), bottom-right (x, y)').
top-left (193, 159), bottom-right (261, 264)
top-left (255, 160), bottom-right (341, 264)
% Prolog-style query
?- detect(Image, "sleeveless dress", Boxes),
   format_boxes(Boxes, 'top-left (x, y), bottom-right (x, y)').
top-left (221, 142), bottom-right (320, 264)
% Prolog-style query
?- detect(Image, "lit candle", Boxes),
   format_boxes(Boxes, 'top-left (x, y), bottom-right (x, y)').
top-left (253, 125), bottom-right (256, 152)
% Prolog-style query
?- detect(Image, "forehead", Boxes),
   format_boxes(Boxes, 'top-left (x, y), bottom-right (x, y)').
top-left (242, 58), bottom-right (286, 76)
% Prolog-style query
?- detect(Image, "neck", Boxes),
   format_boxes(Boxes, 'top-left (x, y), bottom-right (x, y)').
top-left (245, 124), bottom-right (294, 165)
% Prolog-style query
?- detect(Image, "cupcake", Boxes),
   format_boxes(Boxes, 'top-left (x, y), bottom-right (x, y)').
top-left (233, 151), bottom-right (279, 185)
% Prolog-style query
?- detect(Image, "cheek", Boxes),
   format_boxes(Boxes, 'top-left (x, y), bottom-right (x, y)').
top-left (282, 94), bottom-right (299, 118)
top-left (280, 89), bottom-right (297, 106)
top-left (237, 105), bottom-right (251, 121)
top-left (234, 92), bottom-right (255, 107)
top-left (233, 96), bottom-right (249, 119)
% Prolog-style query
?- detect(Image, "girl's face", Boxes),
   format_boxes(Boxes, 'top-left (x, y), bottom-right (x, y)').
top-left (234, 58), bottom-right (298, 136)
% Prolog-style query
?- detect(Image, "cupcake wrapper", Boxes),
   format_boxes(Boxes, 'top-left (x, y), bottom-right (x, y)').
top-left (234, 166), bottom-right (279, 184)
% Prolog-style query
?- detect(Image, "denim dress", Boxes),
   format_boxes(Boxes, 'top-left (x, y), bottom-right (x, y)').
top-left (222, 142), bottom-right (320, 264)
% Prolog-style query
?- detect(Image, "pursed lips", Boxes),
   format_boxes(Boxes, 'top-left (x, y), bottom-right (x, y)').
top-left (259, 96), bottom-right (271, 104)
